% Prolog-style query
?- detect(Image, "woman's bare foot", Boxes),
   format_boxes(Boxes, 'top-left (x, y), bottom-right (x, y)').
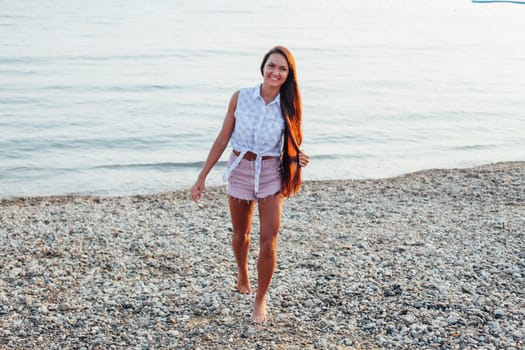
top-left (237, 272), bottom-right (252, 294)
top-left (251, 298), bottom-right (267, 324)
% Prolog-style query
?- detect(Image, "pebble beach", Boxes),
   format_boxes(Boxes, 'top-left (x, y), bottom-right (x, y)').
top-left (1, 161), bottom-right (524, 349)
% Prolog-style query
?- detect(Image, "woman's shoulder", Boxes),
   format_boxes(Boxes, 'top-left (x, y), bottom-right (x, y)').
top-left (228, 90), bottom-right (240, 111)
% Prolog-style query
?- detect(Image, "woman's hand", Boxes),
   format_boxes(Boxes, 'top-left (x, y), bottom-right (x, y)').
top-left (298, 150), bottom-right (310, 168)
top-left (191, 178), bottom-right (205, 203)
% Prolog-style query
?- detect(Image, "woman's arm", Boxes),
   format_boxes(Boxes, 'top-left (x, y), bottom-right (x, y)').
top-left (191, 91), bottom-right (239, 203)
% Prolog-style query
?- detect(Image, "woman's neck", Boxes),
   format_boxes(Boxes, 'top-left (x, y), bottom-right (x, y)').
top-left (260, 84), bottom-right (280, 105)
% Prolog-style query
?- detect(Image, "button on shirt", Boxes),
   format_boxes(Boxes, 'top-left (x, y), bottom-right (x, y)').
top-left (223, 84), bottom-right (285, 193)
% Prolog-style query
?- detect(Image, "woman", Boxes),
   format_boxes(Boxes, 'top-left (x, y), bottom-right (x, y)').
top-left (191, 45), bottom-right (310, 324)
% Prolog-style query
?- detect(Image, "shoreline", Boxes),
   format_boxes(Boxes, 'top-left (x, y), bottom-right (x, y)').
top-left (1, 161), bottom-right (524, 349)
top-left (1, 160), bottom-right (523, 203)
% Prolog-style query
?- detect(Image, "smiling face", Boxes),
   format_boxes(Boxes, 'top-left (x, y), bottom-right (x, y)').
top-left (262, 53), bottom-right (289, 89)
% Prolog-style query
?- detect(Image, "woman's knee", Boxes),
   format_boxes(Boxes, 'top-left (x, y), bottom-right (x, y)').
top-left (233, 229), bottom-right (250, 240)
top-left (259, 233), bottom-right (278, 253)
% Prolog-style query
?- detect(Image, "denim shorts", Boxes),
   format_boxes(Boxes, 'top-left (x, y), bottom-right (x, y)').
top-left (227, 152), bottom-right (282, 201)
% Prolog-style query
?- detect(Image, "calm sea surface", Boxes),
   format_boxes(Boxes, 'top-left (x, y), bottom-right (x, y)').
top-left (1, 0), bottom-right (524, 197)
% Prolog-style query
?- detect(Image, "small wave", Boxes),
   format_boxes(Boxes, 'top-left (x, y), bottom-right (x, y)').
top-left (0, 69), bottom-right (37, 75)
top-left (0, 53), bottom-right (191, 65)
top-left (91, 161), bottom-right (228, 171)
top-left (451, 144), bottom-right (496, 151)
top-left (0, 97), bottom-right (41, 104)
top-left (37, 84), bottom-right (184, 93)
top-left (0, 166), bottom-right (71, 180)
top-left (313, 154), bottom-right (369, 161)
top-left (0, 161), bottom-right (227, 181)
top-left (2, 137), bottom-right (167, 153)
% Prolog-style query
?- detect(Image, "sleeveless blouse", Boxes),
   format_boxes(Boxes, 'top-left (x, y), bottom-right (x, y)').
top-left (223, 84), bottom-right (285, 193)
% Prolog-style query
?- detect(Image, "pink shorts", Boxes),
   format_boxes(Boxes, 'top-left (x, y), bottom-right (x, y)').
top-left (227, 152), bottom-right (282, 201)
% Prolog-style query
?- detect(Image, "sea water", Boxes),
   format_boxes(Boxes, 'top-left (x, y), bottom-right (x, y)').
top-left (1, 0), bottom-right (524, 197)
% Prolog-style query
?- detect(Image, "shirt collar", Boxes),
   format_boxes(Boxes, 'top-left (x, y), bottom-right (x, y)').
top-left (252, 84), bottom-right (281, 107)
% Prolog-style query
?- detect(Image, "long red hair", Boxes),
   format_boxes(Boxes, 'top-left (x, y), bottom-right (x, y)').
top-left (260, 46), bottom-right (302, 197)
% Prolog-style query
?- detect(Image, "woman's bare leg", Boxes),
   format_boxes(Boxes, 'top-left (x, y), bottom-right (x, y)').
top-left (252, 193), bottom-right (283, 323)
top-left (228, 196), bottom-right (256, 294)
